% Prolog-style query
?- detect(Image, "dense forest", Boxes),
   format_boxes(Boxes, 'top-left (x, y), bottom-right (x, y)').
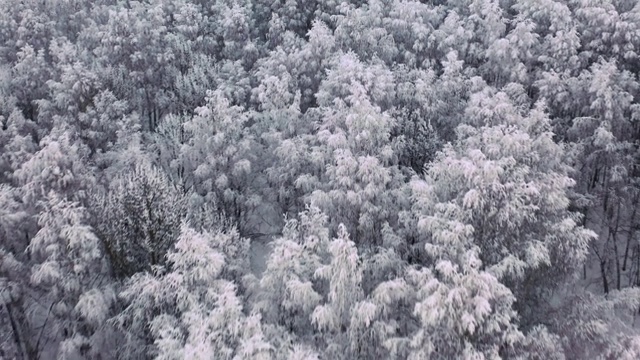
top-left (1, 0), bottom-right (640, 358)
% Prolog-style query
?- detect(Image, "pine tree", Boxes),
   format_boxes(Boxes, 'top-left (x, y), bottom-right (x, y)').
top-left (91, 158), bottom-right (185, 279)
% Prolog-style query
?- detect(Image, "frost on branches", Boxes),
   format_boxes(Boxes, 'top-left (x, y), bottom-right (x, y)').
top-left (2, 0), bottom-right (640, 358)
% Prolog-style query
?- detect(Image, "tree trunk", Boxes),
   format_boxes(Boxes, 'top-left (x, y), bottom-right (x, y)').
top-left (612, 202), bottom-right (622, 291)
top-left (622, 193), bottom-right (640, 272)
top-left (4, 301), bottom-right (36, 360)
top-left (600, 258), bottom-right (609, 294)
top-left (614, 232), bottom-right (621, 291)
top-left (636, 244), bottom-right (640, 287)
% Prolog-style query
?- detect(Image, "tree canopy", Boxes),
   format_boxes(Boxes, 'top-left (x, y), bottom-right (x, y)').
top-left (1, 0), bottom-right (640, 359)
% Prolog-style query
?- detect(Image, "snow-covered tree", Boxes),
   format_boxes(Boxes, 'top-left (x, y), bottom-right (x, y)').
top-left (256, 207), bottom-right (327, 338)
top-left (116, 223), bottom-right (264, 360)
top-left (311, 224), bottom-right (367, 359)
top-left (91, 158), bottom-right (185, 279)
top-left (31, 193), bottom-right (115, 359)
top-left (179, 90), bottom-right (260, 235)
top-left (300, 54), bottom-right (408, 247)
top-left (407, 87), bottom-right (609, 357)
top-left (0, 184), bottom-right (32, 359)
top-left (1, 0), bottom-right (640, 357)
